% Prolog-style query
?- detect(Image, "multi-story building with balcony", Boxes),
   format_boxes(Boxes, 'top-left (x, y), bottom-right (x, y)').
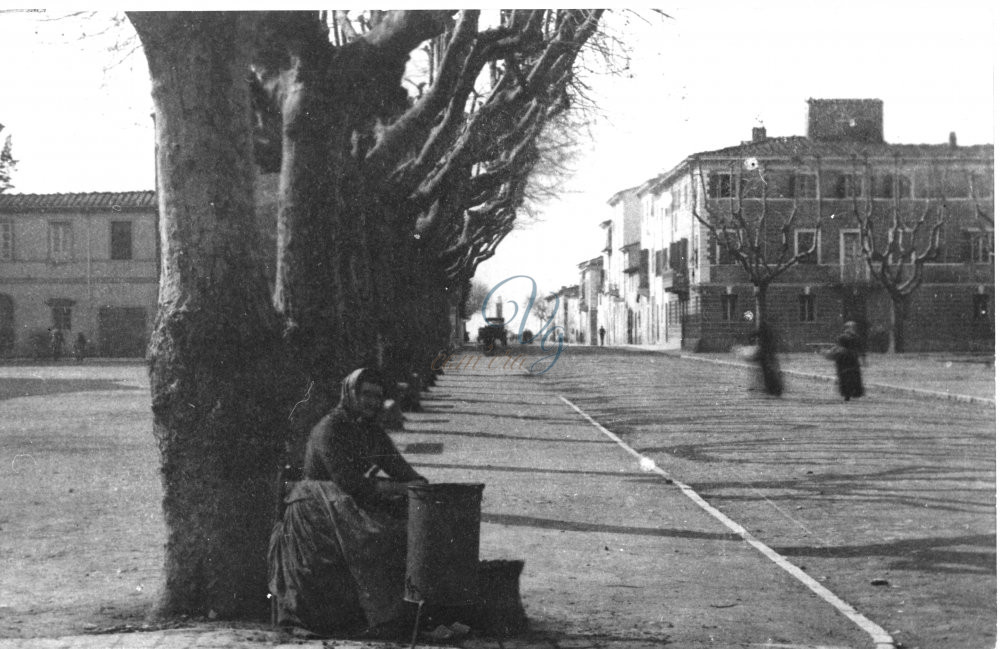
top-left (599, 99), bottom-right (994, 352)
top-left (597, 184), bottom-right (644, 345)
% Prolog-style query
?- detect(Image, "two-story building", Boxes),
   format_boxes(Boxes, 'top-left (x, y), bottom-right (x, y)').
top-left (597, 99), bottom-right (994, 352)
top-left (0, 191), bottom-right (158, 357)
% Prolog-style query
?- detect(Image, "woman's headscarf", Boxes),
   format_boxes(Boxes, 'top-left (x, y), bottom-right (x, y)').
top-left (337, 367), bottom-right (383, 417)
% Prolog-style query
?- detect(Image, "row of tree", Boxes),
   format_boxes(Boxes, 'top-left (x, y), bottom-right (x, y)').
top-left (125, 10), bottom-right (605, 620)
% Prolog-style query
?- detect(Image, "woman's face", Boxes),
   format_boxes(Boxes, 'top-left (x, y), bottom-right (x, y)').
top-left (357, 381), bottom-right (384, 420)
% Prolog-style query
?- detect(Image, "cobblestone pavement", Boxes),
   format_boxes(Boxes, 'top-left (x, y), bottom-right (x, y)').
top-left (0, 351), bottom-right (993, 649)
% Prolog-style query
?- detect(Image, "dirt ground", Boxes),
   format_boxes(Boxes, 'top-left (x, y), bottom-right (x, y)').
top-left (0, 355), bottom-right (994, 648)
top-left (0, 363), bottom-right (163, 637)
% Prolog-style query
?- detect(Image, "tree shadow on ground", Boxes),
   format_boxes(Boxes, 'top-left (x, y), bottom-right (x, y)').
top-left (775, 533), bottom-right (996, 575)
top-left (429, 396), bottom-right (547, 407)
top-left (489, 625), bottom-right (676, 647)
top-left (675, 463), bottom-right (995, 515)
top-left (410, 429), bottom-right (611, 444)
top-left (480, 512), bottom-right (740, 541)
top-left (0, 377), bottom-right (143, 402)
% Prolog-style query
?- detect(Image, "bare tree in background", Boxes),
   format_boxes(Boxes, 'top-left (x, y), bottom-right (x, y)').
top-left (463, 277), bottom-right (492, 318)
top-left (691, 158), bottom-right (821, 329)
top-left (851, 157), bottom-right (948, 353)
top-left (968, 164), bottom-right (994, 262)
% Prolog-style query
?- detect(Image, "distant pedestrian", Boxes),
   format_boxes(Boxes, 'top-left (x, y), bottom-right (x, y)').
top-left (748, 322), bottom-right (784, 396)
top-left (599, 326), bottom-right (606, 346)
top-left (826, 321), bottom-right (864, 401)
top-left (73, 333), bottom-right (88, 363)
top-left (50, 327), bottom-right (65, 362)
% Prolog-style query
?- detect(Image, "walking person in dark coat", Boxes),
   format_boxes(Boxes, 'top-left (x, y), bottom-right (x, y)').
top-left (826, 321), bottom-right (865, 401)
top-left (749, 322), bottom-right (784, 396)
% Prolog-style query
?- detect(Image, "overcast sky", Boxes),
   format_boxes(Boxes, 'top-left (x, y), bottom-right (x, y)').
top-left (0, 4), bottom-right (994, 302)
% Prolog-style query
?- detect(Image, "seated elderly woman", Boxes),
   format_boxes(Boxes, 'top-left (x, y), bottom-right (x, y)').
top-left (269, 368), bottom-right (427, 637)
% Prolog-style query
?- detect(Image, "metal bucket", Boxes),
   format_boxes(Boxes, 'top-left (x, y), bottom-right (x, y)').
top-left (405, 482), bottom-right (485, 605)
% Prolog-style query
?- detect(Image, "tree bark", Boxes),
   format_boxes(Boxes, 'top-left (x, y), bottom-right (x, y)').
top-left (130, 12), bottom-right (285, 619)
top-left (754, 284), bottom-right (768, 328)
top-left (888, 295), bottom-right (906, 354)
top-left (264, 21), bottom-right (412, 449)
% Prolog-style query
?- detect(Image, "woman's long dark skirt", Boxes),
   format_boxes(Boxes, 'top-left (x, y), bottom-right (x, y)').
top-left (835, 352), bottom-right (864, 400)
top-left (268, 480), bottom-right (408, 635)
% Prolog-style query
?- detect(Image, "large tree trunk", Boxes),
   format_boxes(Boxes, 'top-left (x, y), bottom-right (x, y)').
top-left (266, 26), bottom-right (404, 453)
top-left (265, 18), bottom-right (436, 440)
top-left (131, 12), bottom-right (285, 619)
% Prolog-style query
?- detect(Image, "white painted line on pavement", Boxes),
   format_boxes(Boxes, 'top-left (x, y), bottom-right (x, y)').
top-left (559, 395), bottom-right (897, 649)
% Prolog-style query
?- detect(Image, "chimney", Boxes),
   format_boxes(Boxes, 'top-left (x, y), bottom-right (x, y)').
top-left (949, 131), bottom-right (957, 148)
top-left (495, 297), bottom-right (503, 319)
top-left (751, 126), bottom-right (767, 143)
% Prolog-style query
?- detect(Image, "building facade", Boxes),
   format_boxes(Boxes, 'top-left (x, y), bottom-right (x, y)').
top-left (0, 191), bottom-right (158, 357)
top-left (543, 285), bottom-right (584, 344)
top-left (592, 99), bottom-right (994, 352)
top-left (596, 186), bottom-right (644, 345)
top-left (577, 256), bottom-right (603, 345)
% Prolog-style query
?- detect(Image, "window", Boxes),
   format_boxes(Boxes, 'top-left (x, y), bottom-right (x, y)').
top-left (709, 173), bottom-right (732, 198)
top-left (110, 221), bottom-right (133, 260)
top-left (714, 242), bottom-right (736, 265)
top-left (721, 294), bottom-right (738, 321)
top-left (823, 172), bottom-right (864, 199)
top-left (709, 173), bottom-right (750, 199)
top-left (792, 174), bottom-right (817, 199)
top-left (873, 174), bottom-right (912, 199)
top-left (967, 230), bottom-right (994, 264)
top-left (765, 173), bottom-right (792, 198)
top-left (0, 220), bottom-right (11, 261)
top-left (49, 221), bottom-right (72, 262)
top-left (795, 230), bottom-right (820, 264)
top-left (798, 294), bottom-right (816, 322)
top-left (52, 305), bottom-right (72, 330)
top-left (669, 238), bottom-right (688, 269)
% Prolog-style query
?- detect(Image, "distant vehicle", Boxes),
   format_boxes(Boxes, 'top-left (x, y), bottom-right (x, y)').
top-left (477, 317), bottom-right (508, 355)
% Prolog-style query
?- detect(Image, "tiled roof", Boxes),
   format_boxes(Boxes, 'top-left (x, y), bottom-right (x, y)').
top-left (647, 138), bottom-right (994, 194)
top-left (606, 185), bottom-right (642, 206)
top-left (693, 136), bottom-right (993, 161)
top-left (0, 191), bottom-right (156, 212)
